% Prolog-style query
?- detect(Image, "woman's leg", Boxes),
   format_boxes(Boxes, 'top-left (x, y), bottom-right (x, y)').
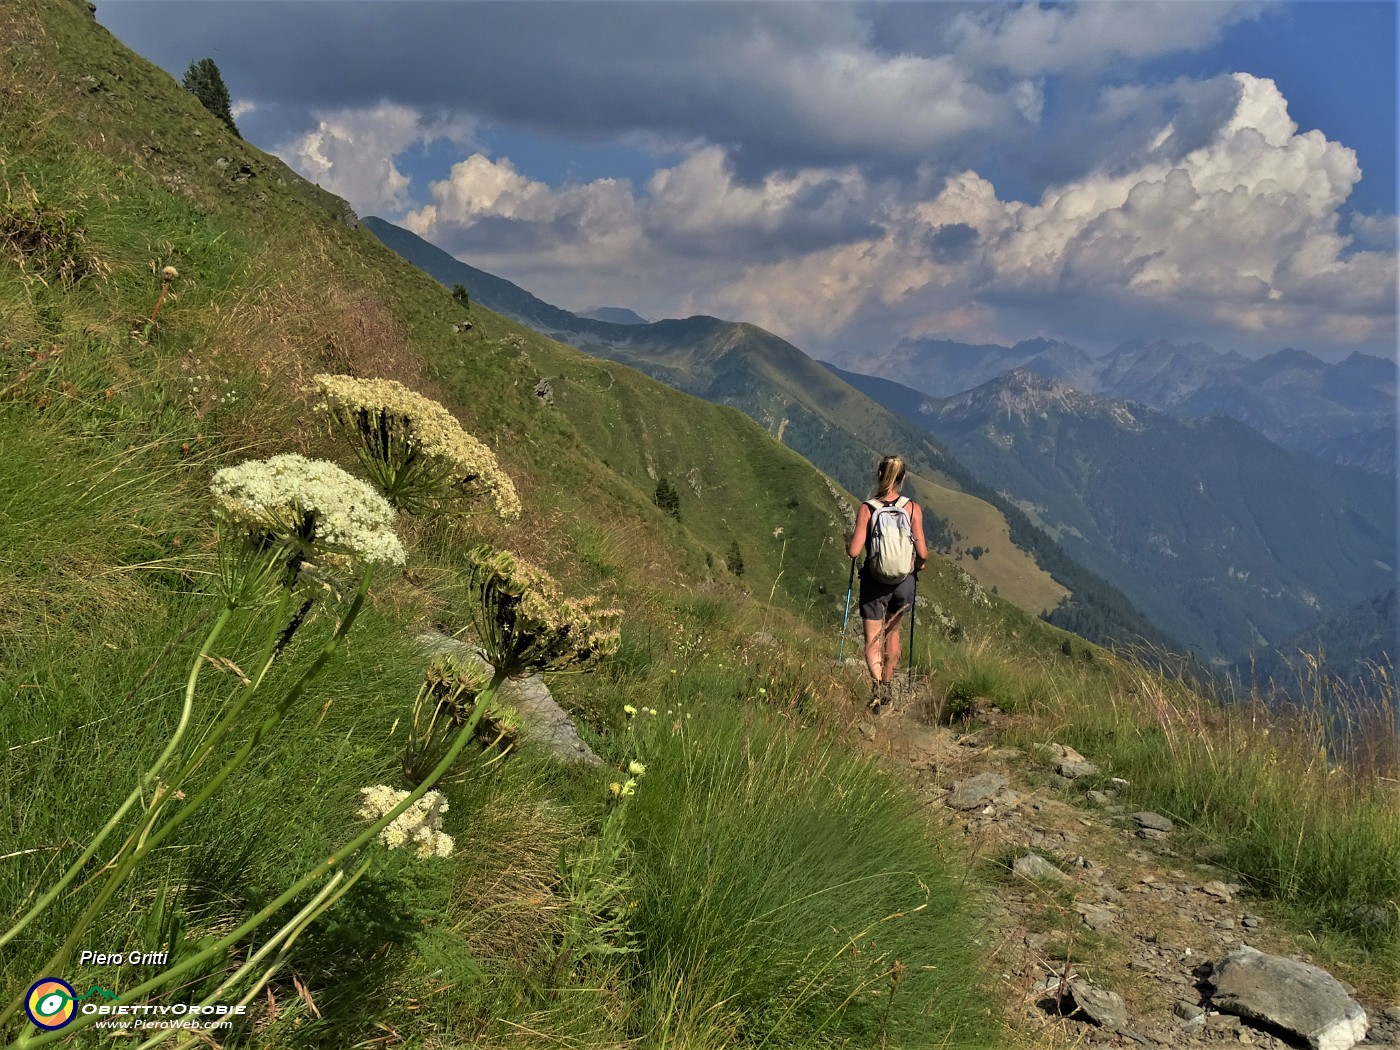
top-left (862, 618), bottom-right (884, 686)
top-left (881, 609), bottom-right (906, 682)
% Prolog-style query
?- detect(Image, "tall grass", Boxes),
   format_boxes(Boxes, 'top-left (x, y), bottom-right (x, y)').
top-left (906, 626), bottom-right (1400, 981)
top-left (622, 703), bottom-right (998, 1048)
top-left (1051, 663), bottom-right (1400, 951)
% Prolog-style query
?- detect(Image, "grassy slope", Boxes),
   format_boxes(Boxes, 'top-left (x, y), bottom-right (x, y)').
top-left (0, 3), bottom-right (1031, 1046)
top-left (652, 320), bottom-right (1069, 615)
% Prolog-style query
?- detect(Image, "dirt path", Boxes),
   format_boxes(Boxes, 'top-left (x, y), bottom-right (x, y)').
top-left (851, 685), bottom-right (1400, 1050)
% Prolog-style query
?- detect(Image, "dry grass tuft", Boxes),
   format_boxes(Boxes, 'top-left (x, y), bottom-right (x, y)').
top-left (0, 180), bottom-right (108, 288)
top-left (449, 794), bottom-right (577, 965)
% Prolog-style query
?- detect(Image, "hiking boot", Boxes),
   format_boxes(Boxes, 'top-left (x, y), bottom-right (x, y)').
top-left (869, 679), bottom-right (893, 715)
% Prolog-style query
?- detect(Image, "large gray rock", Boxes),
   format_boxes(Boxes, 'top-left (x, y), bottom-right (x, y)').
top-left (1067, 979), bottom-right (1129, 1029)
top-left (1208, 946), bottom-right (1369, 1050)
top-left (1012, 853), bottom-right (1071, 883)
top-left (1131, 811), bottom-right (1175, 833)
top-left (946, 772), bottom-right (1009, 810)
top-left (417, 631), bottom-right (602, 767)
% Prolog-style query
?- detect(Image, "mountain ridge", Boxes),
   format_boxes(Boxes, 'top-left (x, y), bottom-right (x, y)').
top-left (842, 334), bottom-right (1396, 474)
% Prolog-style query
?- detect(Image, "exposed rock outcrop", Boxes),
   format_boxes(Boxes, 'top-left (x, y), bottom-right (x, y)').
top-left (418, 630), bottom-right (601, 767)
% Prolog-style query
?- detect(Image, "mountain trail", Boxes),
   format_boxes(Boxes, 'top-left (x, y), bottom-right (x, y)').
top-left (845, 676), bottom-right (1400, 1050)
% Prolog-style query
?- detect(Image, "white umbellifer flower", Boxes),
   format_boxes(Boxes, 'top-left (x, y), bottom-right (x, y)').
top-left (211, 454), bottom-right (406, 567)
top-left (313, 374), bottom-right (521, 519)
top-left (357, 785), bottom-right (454, 859)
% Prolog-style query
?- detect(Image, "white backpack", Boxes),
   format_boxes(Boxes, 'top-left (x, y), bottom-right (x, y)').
top-left (864, 497), bottom-right (915, 583)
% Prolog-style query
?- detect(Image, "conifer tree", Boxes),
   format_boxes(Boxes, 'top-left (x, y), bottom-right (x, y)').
top-left (653, 477), bottom-right (681, 520)
top-left (725, 540), bottom-right (744, 577)
top-left (183, 57), bottom-right (240, 138)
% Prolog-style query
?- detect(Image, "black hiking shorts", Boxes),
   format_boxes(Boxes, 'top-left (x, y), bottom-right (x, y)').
top-left (858, 570), bottom-right (915, 622)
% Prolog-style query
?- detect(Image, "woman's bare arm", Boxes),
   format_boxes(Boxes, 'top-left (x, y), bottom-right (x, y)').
top-left (847, 503), bottom-right (870, 559)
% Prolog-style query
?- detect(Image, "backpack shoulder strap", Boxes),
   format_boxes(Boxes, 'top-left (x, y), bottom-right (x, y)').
top-left (893, 496), bottom-right (911, 511)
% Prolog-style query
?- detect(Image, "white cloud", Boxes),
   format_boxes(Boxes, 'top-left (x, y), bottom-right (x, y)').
top-left (705, 75), bottom-right (1395, 353)
top-left (275, 103), bottom-right (475, 217)
top-left (946, 2), bottom-right (1267, 76)
top-left (376, 70), bottom-right (1390, 358)
top-left (1351, 211), bottom-right (1399, 249)
top-left (405, 154), bottom-right (642, 268)
top-left (406, 145), bottom-right (882, 279)
top-left (642, 146), bottom-right (877, 254)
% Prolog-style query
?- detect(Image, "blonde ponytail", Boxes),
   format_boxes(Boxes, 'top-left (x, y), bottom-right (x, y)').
top-left (874, 455), bottom-right (906, 498)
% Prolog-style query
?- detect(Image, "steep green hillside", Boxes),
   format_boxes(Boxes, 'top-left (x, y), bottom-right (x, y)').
top-left (0, 3), bottom-right (1034, 1046)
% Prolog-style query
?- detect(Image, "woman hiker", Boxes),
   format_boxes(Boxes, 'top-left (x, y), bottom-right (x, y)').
top-left (846, 455), bottom-right (928, 712)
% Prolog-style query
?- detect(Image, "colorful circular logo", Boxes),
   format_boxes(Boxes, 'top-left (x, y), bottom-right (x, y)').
top-left (25, 978), bottom-right (77, 1030)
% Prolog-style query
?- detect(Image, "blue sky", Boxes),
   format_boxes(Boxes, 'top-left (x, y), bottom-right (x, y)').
top-left (97, 1), bottom-right (1397, 362)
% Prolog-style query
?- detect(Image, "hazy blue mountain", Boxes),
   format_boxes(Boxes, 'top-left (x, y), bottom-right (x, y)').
top-left (1235, 586), bottom-right (1397, 703)
top-left (842, 336), bottom-right (1396, 474)
top-left (833, 363), bottom-right (1396, 662)
top-left (581, 306), bottom-right (649, 325)
top-left (843, 336), bottom-right (1098, 398)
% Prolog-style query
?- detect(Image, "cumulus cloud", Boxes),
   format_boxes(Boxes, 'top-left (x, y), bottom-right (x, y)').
top-left (276, 103), bottom-right (475, 217)
top-left (405, 154), bottom-right (642, 267)
top-left (405, 145), bottom-right (888, 284)
top-left (705, 75), bottom-right (1395, 354)
top-left (296, 70), bottom-right (1390, 359)
top-left (1351, 211), bottom-right (1399, 249)
top-left (115, 2), bottom-right (1385, 357)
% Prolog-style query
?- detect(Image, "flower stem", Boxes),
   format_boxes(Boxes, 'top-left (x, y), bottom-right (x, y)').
top-left (6, 573), bottom-right (367, 1036)
top-left (0, 605), bottom-right (234, 978)
top-left (66, 571), bottom-right (373, 914)
top-left (15, 671), bottom-right (506, 1048)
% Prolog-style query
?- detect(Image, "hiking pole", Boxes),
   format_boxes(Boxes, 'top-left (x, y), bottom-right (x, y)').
top-left (837, 556), bottom-right (856, 664)
top-left (907, 568), bottom-right (919, 688)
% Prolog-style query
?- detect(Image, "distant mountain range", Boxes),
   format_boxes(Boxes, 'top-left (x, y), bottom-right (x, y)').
top-left (839, 336), bottom-right (1396, 475)
top-left (829, 364), bottom-right (1396, 663)
top-left (365, 215), bottom-right (1174, 651)
top-left (1234, 586), bottom-right (1397, 701)
top-left (580, 306), bottom-right (649, 325)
